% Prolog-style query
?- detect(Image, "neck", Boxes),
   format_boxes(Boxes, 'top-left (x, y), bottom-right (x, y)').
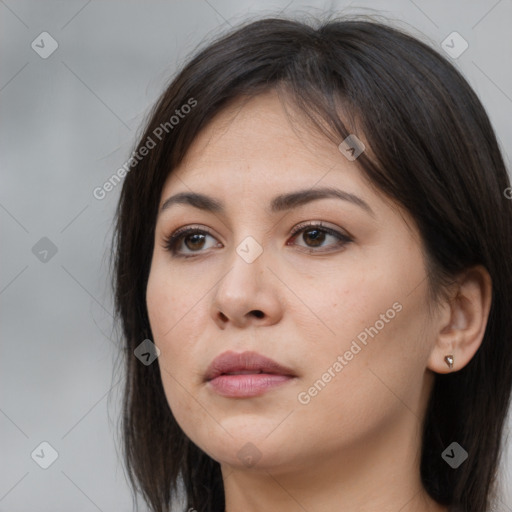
top-left (220, 406), bottom-right (449, 512)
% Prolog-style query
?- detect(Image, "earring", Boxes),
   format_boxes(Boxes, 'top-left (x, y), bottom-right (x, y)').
top-left (444, 355), bottom-right (454, 369)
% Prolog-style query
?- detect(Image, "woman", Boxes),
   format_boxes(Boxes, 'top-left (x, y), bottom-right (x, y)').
top-left (111, 15), bottom-right (512, 512)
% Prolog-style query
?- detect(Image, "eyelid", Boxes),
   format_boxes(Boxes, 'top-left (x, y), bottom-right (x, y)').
top-left (288, 220), bottom-right (352, 240)
top-left (162, 221), bottom-right (353, 257)
top-left (161, 224), bottom-right (217, 253)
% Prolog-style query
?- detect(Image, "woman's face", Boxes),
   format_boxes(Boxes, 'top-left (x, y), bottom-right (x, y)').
top-left (146, 90), bottom-right (440, 473)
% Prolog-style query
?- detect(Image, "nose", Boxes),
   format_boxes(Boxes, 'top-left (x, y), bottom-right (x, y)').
top-left (210, 242), bottom-right (284, 329)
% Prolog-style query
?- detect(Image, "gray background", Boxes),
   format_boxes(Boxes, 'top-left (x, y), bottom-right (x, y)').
top-left (1, 0), bottom-right (511, 510)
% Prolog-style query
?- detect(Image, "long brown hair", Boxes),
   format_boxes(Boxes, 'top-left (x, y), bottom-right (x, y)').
top-left (111, 15), bottom-right (512, 512)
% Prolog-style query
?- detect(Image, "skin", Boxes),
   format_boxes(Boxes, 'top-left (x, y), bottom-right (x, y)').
top-left (146, 90), bottom-right (492, 512)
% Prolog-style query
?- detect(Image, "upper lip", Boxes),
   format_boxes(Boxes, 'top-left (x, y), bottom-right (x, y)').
top-left (205, 350), bottom-right (296, 381)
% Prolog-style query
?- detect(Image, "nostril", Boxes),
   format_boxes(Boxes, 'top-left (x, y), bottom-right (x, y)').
top-left (251, 310), bottom-right (264, 318)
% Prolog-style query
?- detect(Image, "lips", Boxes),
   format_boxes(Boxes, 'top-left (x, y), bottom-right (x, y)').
top-left (204, 350), bottom-right (295, 381)
top-left (204, 351), bottom-right (296, 398)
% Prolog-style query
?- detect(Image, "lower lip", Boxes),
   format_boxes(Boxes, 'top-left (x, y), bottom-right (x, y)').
top-left (207, 374), bottom-right (294, 398)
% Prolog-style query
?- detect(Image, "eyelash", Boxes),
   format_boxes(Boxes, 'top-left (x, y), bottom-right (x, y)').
top-left (162, 221), bottom-right (353, 258)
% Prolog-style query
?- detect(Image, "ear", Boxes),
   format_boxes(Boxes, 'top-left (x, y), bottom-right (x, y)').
top-left (427, 265), bottom-right (492, 374)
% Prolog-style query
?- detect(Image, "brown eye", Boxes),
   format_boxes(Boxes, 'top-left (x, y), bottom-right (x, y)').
top-left (300, 228), bottom-right (327, 247)
top-left (289, 222), bottom-right (352, 252)
top-left (183, 233), bottom-right (207, 251)
top-left (163, 227), bottom-right (220, 256)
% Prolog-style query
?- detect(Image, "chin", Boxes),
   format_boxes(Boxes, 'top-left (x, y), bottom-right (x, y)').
top-left (186, 420), bottom-right (293, 469)
top-left (207, 442), bottom-right (290, 472)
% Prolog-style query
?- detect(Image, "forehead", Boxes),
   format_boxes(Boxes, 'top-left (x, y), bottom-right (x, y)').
top-left (160, 91), bottom-right (367, 198)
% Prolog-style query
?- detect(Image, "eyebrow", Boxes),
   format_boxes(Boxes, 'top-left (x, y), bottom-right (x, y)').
top-left (159, 187), bottom-right (375, 218)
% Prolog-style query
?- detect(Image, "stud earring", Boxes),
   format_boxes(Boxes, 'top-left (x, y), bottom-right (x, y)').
top-left (444, 355), bottom-right (454, 369)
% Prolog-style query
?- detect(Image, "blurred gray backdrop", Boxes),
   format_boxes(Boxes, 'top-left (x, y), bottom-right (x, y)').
top-left (1, 0), bottom-right (511, 510)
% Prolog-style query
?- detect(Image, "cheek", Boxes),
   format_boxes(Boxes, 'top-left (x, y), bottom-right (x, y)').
top-left (290, 302), bottom-right (431, 460)
top-left (146, 260), bottom-right (213, 416)
top-left (294, 248), bottom-right (432, 415)
top-left (146, 259), bottom-right (208, 348)
top-left (305, 283), bottom-right (432, 430)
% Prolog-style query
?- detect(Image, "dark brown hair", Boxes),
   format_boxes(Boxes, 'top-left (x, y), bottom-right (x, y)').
top-left (111, 15), bottom-right (512, 512)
